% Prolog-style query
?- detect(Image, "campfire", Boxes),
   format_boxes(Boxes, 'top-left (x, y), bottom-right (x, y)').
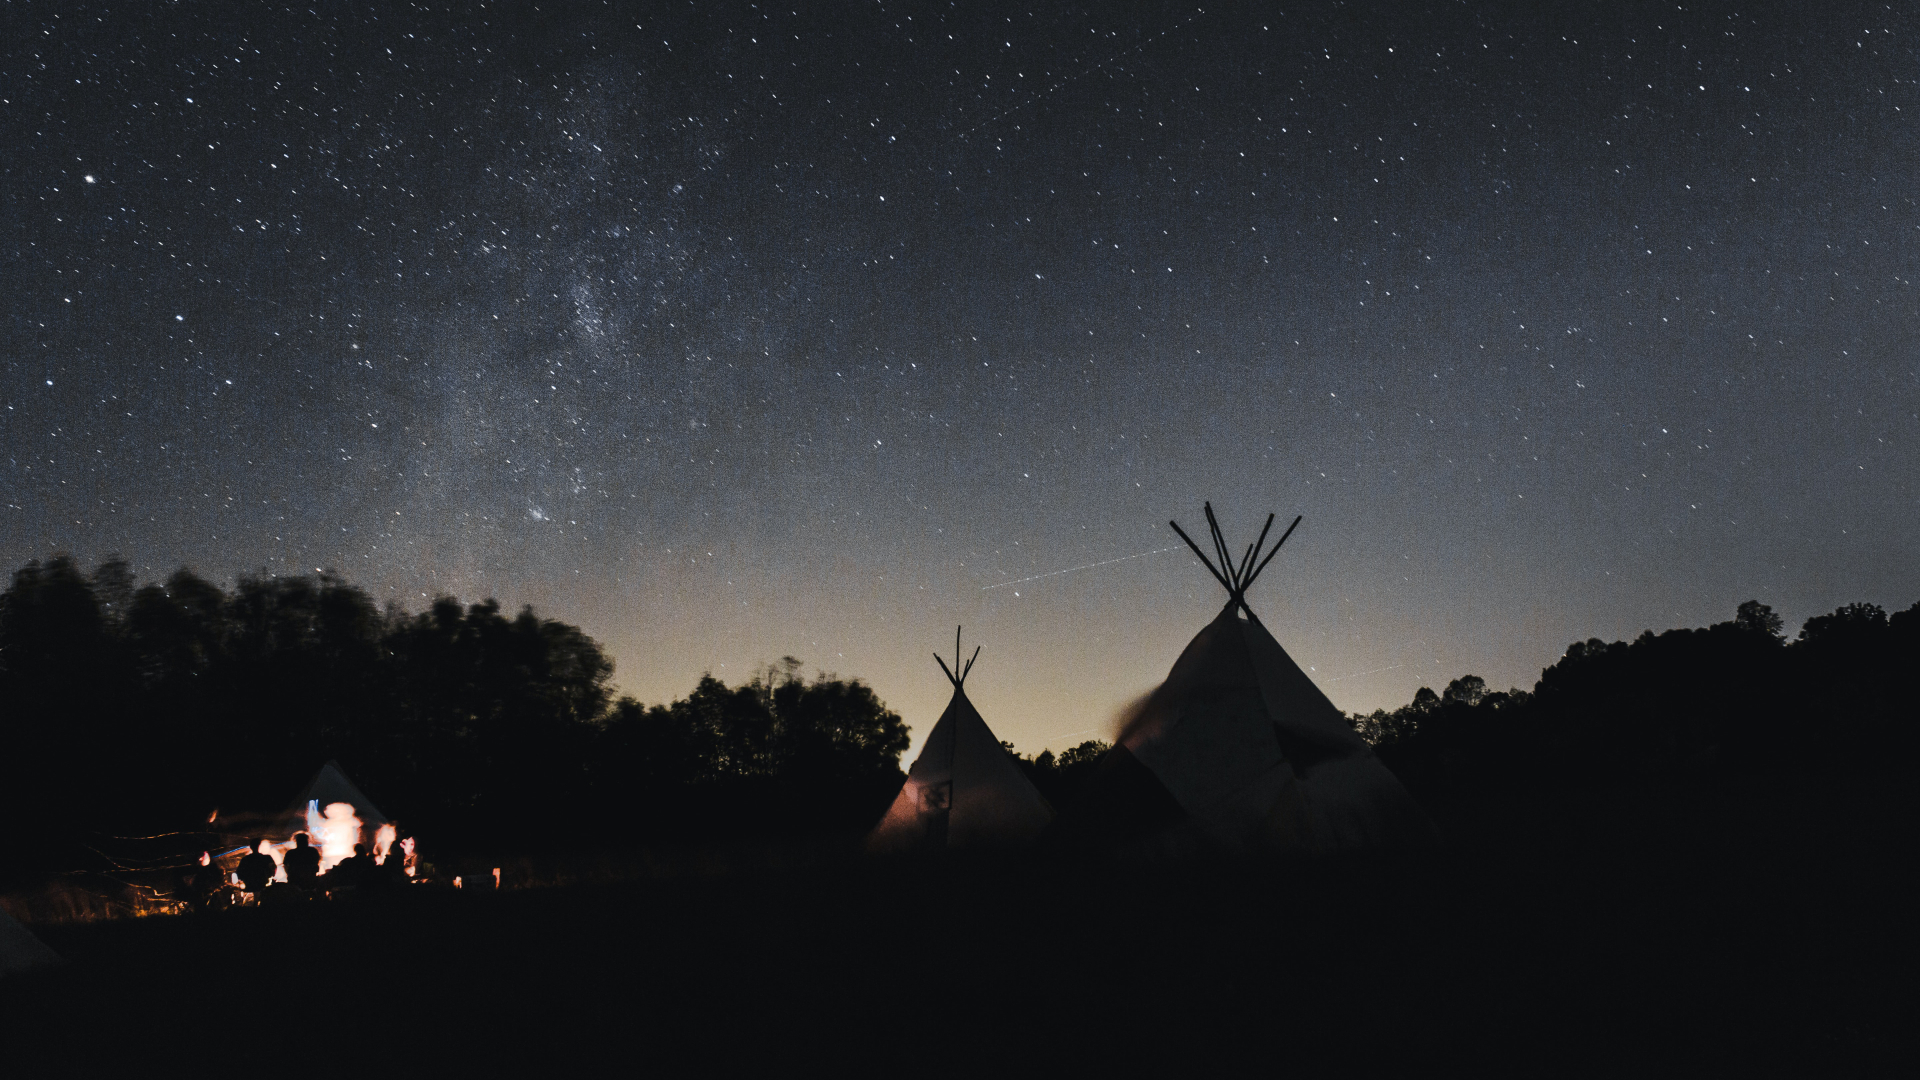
top-left (20, 761), bottom-right (430, 922)
top-left (199, 761), bottom-right (426, 902)
top-left (236, 800), bottom-right (419, 886)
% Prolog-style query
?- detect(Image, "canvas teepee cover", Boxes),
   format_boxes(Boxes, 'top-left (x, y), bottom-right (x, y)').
top-left (868, 633), bottom-right (1054, 852)
top-left (0, 907), bottom-right (61, 979)
top-left (1093, 506), bottom-right (1431, 855)
top-left (282, 760), bottom-right (388, 831)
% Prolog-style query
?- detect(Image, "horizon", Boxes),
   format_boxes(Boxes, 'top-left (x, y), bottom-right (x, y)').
top-left (9, 546), bottom-right (1904, 765)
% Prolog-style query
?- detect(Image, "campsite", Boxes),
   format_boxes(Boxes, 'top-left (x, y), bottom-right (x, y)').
top-left (7, 1), bottom-right (1915, 1068)
top-left (3, 509), bottom-right (1911, 1071)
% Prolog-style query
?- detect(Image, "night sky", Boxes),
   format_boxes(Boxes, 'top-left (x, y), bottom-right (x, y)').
top-left (6, 1), bottom-right (1916, 758)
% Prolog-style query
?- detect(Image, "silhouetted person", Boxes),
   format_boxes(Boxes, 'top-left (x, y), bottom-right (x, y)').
top-left (380, 842), bottom-right (412, 889)
top-left (190, 851), bottom-right (227, 910)
top-left (330, 843), bottom-right (374, 894)
top-left (283, 832), bottom-right (321, 892)
top-left (236, 840), bottom-right (276, 896)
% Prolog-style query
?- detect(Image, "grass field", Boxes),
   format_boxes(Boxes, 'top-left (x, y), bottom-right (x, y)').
top-left (6, 807), bottom-right (1904, 1077)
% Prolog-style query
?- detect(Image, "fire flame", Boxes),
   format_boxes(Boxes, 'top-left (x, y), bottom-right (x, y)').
top-left (373, 823), bottom-right (397, 865)
top-left (209, 797), bottom-right (421, 891)
top-left (306, 800), bottom-right (364, 873)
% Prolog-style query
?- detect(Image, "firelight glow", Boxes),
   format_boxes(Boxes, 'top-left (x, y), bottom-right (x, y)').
top-left (307, 801), bottom-right (363, 874)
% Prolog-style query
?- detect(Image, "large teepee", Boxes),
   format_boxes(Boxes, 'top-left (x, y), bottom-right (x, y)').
top-left (1065, 505), bottom-right (1431, 856)
top-left (867, 632), bottom-right (1054, 853)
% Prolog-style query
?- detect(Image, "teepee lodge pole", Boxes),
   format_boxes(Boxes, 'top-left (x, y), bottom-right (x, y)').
top-left (1203, 503), bottom-right (1236, 588)
top-left (1247, 514), bottom-right (1303, 587)
top-left (1241, 512), bottom-right (1278, 581)
top-left (1168, 519), bottom-right (1233, 592)
top-left (936, 628), bottom-right (983, 688)
top-left (1170, 506), bottom-right (1306, 612)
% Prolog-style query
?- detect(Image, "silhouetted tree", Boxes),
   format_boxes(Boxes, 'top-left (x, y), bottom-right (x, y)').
top-left (767, 667), bottom-right (910, 786)
top-left (0, 560), bottom-right (631, 872)
top-left (1734, 599), bottom-right (1784, 640)
top-left (586, 661), bottom-right (908, 841)
top-left (376, 596), bottom-right (614, 847)
top-left (1027, 739), bottom-right (1110, 808)
top-left (1443, 675), bottom-right (1487, 708)
top-left (1365, 596), bottom-right (1917, 835)
top-left (0, 557), bottom-right (118, 868)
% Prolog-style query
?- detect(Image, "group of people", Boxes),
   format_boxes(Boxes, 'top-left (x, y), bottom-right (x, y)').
top-left (227, 832), bottom-right (410, 901)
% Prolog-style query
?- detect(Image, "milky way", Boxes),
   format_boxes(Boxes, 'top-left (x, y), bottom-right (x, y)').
top-left (5, 1), bottom-right (1916, 755)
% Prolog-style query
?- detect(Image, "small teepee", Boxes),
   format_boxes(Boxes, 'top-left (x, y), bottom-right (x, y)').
top-left (867, 631), bottom-right (1054, 853)
top-left (1065, 505), bottom-right (1432, 856)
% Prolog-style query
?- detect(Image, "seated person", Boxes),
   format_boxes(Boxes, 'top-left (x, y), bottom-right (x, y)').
top-left (190, 852), bottom-right (227, 909)
top-left (379, 841), bottom-right (412, 887)
top-left (282, 832), bottom-right (322, 891)
top-left (329, 843), bottom-right (375, 892)
top-left (235, 840), bottom-right (276, 895)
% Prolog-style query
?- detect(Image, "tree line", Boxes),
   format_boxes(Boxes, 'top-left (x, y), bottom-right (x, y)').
top-left (0, 556), bottom-right (912, 880)
top-left (4, 553), bottom-right (1913, 881)
top-left (1350, 598), bottom-right (1920, 821)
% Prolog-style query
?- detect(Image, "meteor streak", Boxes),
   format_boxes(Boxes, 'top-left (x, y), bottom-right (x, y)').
top-left (1325, 664), bottom-right (1405, 684)
top-left (982, 547), bottom-right (1179, 590)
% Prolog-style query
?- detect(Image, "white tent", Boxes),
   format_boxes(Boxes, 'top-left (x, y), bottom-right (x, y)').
top-left (244, 760), bottom-right (394, 875)
top-left (867, 632), bottom-right (1054, 853)
top-left (0, 907), bottom-right (60, 979)
top-left (282, 760), bottom-right (389, 829)
top-left (1096, 506), bottom-right (1432, 855)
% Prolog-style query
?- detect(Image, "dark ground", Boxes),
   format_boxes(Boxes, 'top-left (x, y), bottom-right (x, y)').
top-left (6, 791), bottom-right (1910, 1077)
top-left (11, 853), bottom-right (1904, 1068)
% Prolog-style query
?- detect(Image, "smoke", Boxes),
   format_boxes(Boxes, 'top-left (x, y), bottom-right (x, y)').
top-left (1113, 683), bottom-right (1175, 748)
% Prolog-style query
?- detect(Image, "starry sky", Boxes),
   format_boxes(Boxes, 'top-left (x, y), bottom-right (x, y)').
top-left (5, 1), bottom-right (1916, 758)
